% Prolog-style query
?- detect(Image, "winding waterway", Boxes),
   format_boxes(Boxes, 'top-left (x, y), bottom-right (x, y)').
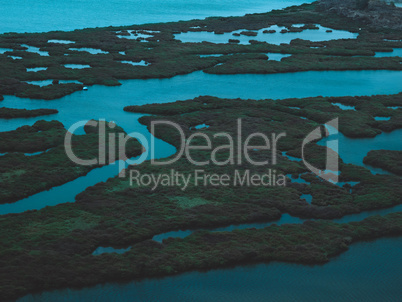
top-left (1, 70), bottom-right (402, 214)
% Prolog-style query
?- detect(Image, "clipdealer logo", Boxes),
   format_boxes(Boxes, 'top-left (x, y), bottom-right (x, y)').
top-left (64, 118), bottom-right (339, 188)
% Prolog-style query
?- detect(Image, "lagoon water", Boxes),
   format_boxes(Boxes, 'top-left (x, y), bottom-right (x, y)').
top-left (375, 48), bottom-right (402, 57)
top-left (0, 0), bottom-right (312, 34)
top-left (2, 70), bottom-right (402, 133)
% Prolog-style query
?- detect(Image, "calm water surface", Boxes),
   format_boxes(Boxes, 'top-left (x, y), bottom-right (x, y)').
top-left (2, 70), bottom-right (402, 132)
top-left (18, 238), bottom-right (402, 301)
top-left (0, 0), bottom-right (312, 34)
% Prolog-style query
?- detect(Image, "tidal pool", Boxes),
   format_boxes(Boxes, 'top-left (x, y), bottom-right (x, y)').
top-left (266, 53), bottom-right (291, 61)
top-left (120, 60), bottom-right (149, 66)
top-left (69, 48), bottom-right (108, 54)
top-left (116, 31), bottom-right (154, 41)
top-left (193, 123), bottom-right (210, 129)
top-left (48, 39), bottom-right (75, 44)
top-left (374, 116), bottom-right (391, 121)
top-left (174, 25), bottom-right (357, 45)
top-left (199, 54), bottom-right (223, 58)
top-left (331, 103), bottom-right (356, 110)
top-left (26, 67), bottom-right (48, 72)
top-left (64, 64), bottom-right (91, 69)
top-left (92, 246), bottom-right (132, 256)
top-left (21, 44), bottom-right (49, 56)
top-left (300, 194), bottom-right (313, 203)
top-left (25, 80), bottom-right (82, 86)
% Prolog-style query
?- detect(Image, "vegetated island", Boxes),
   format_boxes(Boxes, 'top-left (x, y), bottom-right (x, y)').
top-left (364, 150), bottom-right (402, 175)
top-left (0, 107), bottom-right (58, 119)
top-left (0, 211), bottom-right (401, 301)
top-left (0, 120), bottom-right (143, 204)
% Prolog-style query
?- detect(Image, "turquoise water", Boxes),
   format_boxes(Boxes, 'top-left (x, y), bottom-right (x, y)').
top-left (331, 103), bottom-right (356, 111)
top-left (2, 70), bottom-right (402, 133)
top-left (48, 40), bottom-right (75, 44)
top-left (120, 60), bottom-right (149, 66)
top-left (200, 54), bottom-right (223, 58)
top-left (93, 246), bottom-right (132, 256)
top-left (25, 80), bottom-right (82, 86)
top-left (26, 67), bottom-right (48, 72)
top-left (64, 64), bottom-right (91, 69)
top-left (300, 193), bottom-right (313, 203)
top-left (69, 48), bottom-right (108, 54)
top-left (21, 44), bottom-right (49, 56)
top-left (0, 48), bottom-right (13, 54)
top-left (318, 125), bottom-right (402, 173)
top-left (0, 0), bottom-right (312, 34)
top-left (375, 48), bottom-right (402, 57)
top-left (374, 116), bottom-right (391, 121)
top-left (193, 123), bottom-right (210, 129)
top-left (267, 53), bottom-right (291, 61)
top-left (18, 237), bottom-right (402, 301)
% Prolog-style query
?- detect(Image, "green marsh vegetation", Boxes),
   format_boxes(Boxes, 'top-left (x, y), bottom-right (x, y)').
top-left (0, 107), bottom-right (58, 119)
top-left (364, 150), bottom-right (402, 175)
top-left (0, 120), bottom-right (143, 203)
